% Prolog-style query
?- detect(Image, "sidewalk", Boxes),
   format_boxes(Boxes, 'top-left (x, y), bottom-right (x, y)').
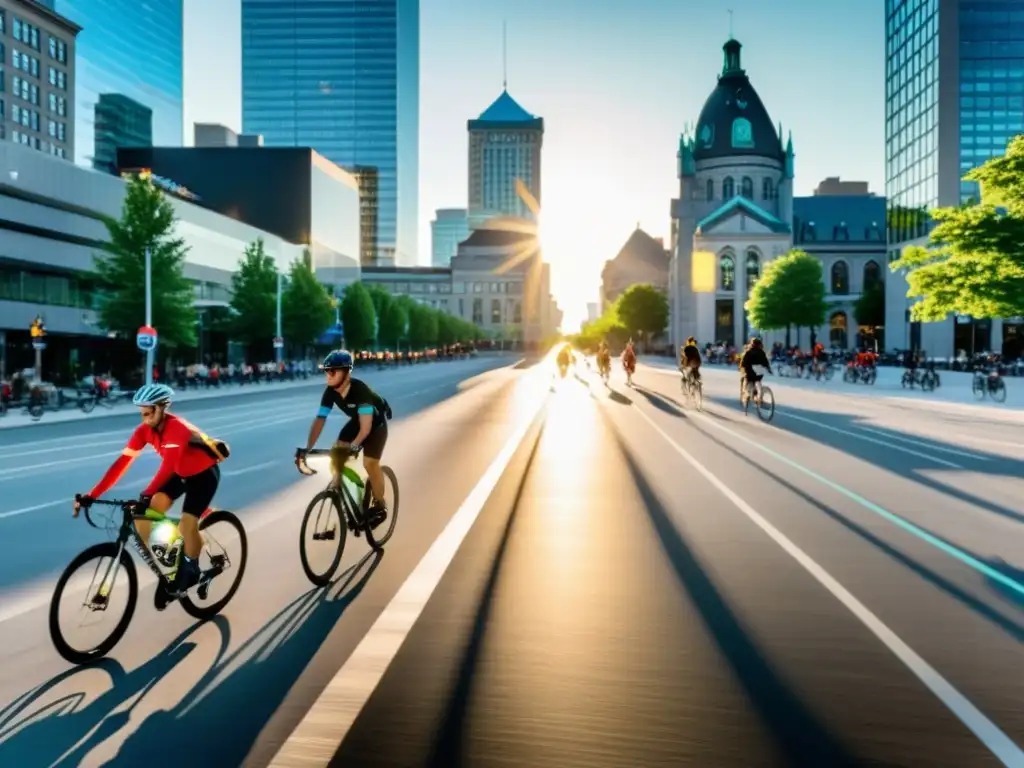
top-left (639, 355), bottom-right (1024, 414)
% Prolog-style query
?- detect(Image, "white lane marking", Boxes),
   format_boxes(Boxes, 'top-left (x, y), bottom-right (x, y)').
top-left (855, 426), bottom-right (989, 461)
top-left (268, 388), bottom-right (548, 766)
top-left (223, 460), bottom-right (277, 478)
top-left (625, 402), bottom-right (1024, 766)
top-left (777, 409), bottom-right (964, 469)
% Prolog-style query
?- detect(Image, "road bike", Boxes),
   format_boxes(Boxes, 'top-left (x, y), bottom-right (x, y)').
top-left (680, 367), bottom-right (703, 410)
top-left (295, 446), bottom-right (400, 587)
top-left (742, 370), bottom-right (775, 423)
top-left (48, 497), bottom-right (247, 664)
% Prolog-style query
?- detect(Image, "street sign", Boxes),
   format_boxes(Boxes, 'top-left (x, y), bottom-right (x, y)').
top-left (32, 341), bottom-right (46, 351)
top-left (136, 325), bottom-right (158, 352)
top-left (273, 337), bottom-right (284, 349)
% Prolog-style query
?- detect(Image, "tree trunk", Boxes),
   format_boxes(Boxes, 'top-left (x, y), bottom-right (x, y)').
top-left (785, 325), bottom-right (792, 348)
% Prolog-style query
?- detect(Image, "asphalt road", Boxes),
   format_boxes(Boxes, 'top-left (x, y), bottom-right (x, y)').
top-left (3, 357), bottom-right (1024, 767)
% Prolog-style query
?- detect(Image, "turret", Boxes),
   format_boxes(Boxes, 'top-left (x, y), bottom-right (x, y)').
top-left (785, 130), bottom-right (794, 179)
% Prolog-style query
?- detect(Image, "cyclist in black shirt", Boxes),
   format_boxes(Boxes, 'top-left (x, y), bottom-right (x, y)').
top-left (739, 337), bottom-right (773, 406)
top-left (299, 349), bottom-right (391, 524)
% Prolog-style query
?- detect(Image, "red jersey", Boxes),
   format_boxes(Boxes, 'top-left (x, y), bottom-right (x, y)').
top-left (90, 413), bottom-right (218, 498)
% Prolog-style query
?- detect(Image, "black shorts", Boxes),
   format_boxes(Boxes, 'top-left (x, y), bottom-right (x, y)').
top-left (338, 420), bottom-right (388, 460)
top-left (156, 465), bottom-right (220, 517)
top-left (741, 369), bottom-right (763, 383)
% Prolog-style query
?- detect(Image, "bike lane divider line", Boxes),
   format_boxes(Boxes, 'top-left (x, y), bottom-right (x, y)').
top-left (854, 426), bottom-right (990, 461)
top-left (623, 399), bottom-right (1024, 767)
top-left (268, 381), bottom-right (550, 767)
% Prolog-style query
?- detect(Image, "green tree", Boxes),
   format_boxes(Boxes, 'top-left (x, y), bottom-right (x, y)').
top-left (745, 249), bottom-right (827, 342)
top-left (892, 135), bottom-right (1024, 321)
top-left (282, 257), bottom-right (334, 348)
top-left (92, 173), bottom-right (196, 347)
top-left (341, 281), bottom-right (377, 350)
top-left (853, 280), bottom-right (885, 337)
top-left (615, 284), bottom-right (669, 351)
top-left (229, 238), bottom-right (279, 354)
top-left (407, 302), bottom-right (439, 348)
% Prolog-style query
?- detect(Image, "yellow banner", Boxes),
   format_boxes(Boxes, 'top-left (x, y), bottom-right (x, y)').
top-left (691, 250), bottom-right (716, 293)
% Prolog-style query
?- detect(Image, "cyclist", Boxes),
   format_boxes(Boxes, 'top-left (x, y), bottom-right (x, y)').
top-left (622, 339), bottom-right (637, 378)
top-left (74, 383), bottom-right (227, 608)
top-left (298, 349), bottom-right (390, 528)
top-left (680, 336), bottom-right (702, 386)
top-left (556, 343), bottom-right (573, 377)
top-left (596, 340), bottom-right (611, 377)
top-left (739, 337), bottom-right (773, 406)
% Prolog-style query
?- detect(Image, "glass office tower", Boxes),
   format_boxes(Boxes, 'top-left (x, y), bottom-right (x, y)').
top-left (51, 0), bottom-right (183, 170)
top-left (884, 0), bottom-right (1024, 356)
top-left (241, 0), bottom-right (420, 266)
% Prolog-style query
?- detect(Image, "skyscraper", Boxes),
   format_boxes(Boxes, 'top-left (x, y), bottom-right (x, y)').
top-left (467, 90), bottom-right (543, 231)
top-left (241, 0), bottom-right (419, 266)
top-left (49, 0), bottom-right (183, 169)
top-left (430, 208), bottom-right (468, 266)
top-left (884, 0), bottom-right (1024, 355)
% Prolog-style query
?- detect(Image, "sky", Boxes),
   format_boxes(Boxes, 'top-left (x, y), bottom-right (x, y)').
top-left (184, 0), bottom-right (885, 331)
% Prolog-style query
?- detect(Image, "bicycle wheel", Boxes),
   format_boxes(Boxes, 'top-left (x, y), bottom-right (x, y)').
top-left (365, 466), bottom-right (400, 550)
top-left (973, 378), bottom-right (986, 400)
top-left (180, 510), bottom-right (248, 619)
top-left (29, 402), bottom-right (43, 420)
top-left (49, 543), bottom-right (138, 665)
top-left (78, 396), bottom-right (95, 414)
top-left (299, 490), bottom-right (347, 587)
top-left (757, 386), bottom-right (775, 423)
top-left (991, 379), bottom-right (1007, 403)
top-left (694, 380), bottom-right (703, 411)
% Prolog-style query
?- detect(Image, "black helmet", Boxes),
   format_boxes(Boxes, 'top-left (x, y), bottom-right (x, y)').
top-left (750, 337), bottom-right (763, 348)
top-left (321, 349), bottom-right (354, 371)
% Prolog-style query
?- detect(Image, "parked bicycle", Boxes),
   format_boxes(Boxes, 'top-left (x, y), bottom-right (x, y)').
top-left (48, 496), bottom-right (247, 664)
top-left (295, 446), bottom-right (400, 586)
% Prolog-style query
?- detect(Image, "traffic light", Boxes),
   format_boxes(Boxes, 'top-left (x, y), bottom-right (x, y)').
top-left (30, 316), bottom-right (45, 338)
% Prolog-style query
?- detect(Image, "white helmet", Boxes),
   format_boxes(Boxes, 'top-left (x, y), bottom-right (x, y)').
top-left (132, 383), bottom-right (174, 407)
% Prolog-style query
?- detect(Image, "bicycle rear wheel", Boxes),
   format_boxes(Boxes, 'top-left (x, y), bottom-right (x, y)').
top-left (991, 379), bottom-right (1007, 403)
top-left (694, 380), bottom-right (703, 411)
top-left (49, 543), bottom-right (138, 664)
top-left (757, 386), bottom-right (775, 423)
top-left (365, 466), bottom-right (400, 550)
top-left (299, 490), bottom-right (347, 586)
top-left (180, 510), bottom-right (248, 619)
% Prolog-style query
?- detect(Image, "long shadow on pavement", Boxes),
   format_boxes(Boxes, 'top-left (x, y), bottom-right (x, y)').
top-left (0, 551), bottom-right (382, 767)
top-left (609, 425), bottom-right (858, 766)
top-left (688, 422), bottom-right (1024, 645)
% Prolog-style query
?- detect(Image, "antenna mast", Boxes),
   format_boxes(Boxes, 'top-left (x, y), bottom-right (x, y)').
top-left (502, 21), bottom-right (508, 90)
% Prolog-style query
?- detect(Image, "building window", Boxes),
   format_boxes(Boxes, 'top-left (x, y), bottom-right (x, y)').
top-left (513, 301), bottom-right (522, 324)
top-left (472, 298), bottom-right (483, 324)
top-left (722, 176), bottom-right (734, 198)
top-left (831, 261), bottom-right (849, 295)
top-left (762, 178), bottom-right (774, 200)
top-left (745, 250), bottom-right (760, 292)
top-left (706, 179), bottom-right (713, 200)
top-left (801, 221), bottom-right (816, 241)
top-left (740, 177), bottom-right (753, 199)
top-left (720, 252), bottom-right (735, 291)
top-left (863, 260), bottom-right (881, 290)
top-left (832, 222), bottom-right (849, 240)
top-left (491, 299), bottom-right (501, 324)
top-left (830, 311), bottom-right (848, 348)
top-left (731, 117), bottom-right (754, 148)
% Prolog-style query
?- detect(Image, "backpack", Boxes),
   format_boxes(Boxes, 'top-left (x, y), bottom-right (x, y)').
top-left (177, 415), bottom-right (231, 463)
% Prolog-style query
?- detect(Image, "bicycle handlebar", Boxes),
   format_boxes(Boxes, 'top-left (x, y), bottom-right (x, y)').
top-left (74, 494), bottom-right (136, 529)
top-left (294, 446), bottom-right (360, 476)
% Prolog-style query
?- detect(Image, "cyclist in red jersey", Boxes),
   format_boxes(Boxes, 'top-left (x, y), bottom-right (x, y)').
top-left (73, 383), bottom-right (226, 608)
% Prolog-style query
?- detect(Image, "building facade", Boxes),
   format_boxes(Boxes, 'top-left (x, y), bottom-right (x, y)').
top-left (50, 0), bottom-right (183, 169)
top-left (467, 91), bottom-right (543, 230)
top-left (885, 0), bottom-right (1024, 356)
top-left (0, 142), bottom-right (303, 380)
top-left (92, 93), bottom-right (150, 173)
top-left (430, 208), bottom-right (468, 266)
top-left (600, 226), bottom-right (670, 310)
top-left (241, 0), bottom-right (419, 266)
top-left (0, 0), bottom-right (79, 160)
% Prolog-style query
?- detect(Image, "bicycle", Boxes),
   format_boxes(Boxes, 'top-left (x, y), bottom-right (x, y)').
top-left (295, 446), bottom-right (400, 587)
top-left (48, 497), bottom-right (248, 664)
top-left (972, 369), bottom-right (1007, 403)
top-left (741, 370), bottom-right (775, 423)
top-left (681, 367), bottom-right (703, 410)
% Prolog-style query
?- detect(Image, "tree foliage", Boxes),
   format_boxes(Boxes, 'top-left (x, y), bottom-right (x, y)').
top-left (407, 301), bottom-right (439, 348)
top-left (616, 283), bottom-right (669, 340)
top-left (574, 303), bottom-right (629, 349)
top-left (853, 280), bottom-right (885, 330)
top-left (282, 257), bottom-right (334, 347)
top-left (745, 249), bottom-right (827, 332)
top-left (891, 135), bottom-right (1024, 321)
top-left (92, 173), bottom-right (196, 347)
top-left (229, 238), bottom-right (279, 349)
top-left (341, 281), bottom-right (377, 349)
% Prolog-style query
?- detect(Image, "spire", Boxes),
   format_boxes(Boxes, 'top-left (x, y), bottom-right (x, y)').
top-left (728, 9), bottom-right (734, 40)
top-left (722, 38), bottom-right (743, 75)
top-left (502, 21), bottom-right (508, 90)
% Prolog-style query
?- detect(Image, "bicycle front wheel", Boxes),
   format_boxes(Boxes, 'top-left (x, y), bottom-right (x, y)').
top-left (299, 490), bottom-right (347, 587)
top-left (180, 510), bottom-right (248, 619)
top-left (365, 466), bottom-right (401, 550)
top-left (695, 380), bottom-right (703, 411)
top-left (757, 386), bottom-right (776, 423)
top-left (49, 542), bottom-right (138, 665)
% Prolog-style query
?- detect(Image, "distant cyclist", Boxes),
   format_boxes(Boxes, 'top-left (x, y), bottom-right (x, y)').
top-left (622, 339), bottom-right (637, 380)
top-left (680, 336), bottom-right (702, 385)
top-left (596, 340), bottom-right (611, 378)
top-left (739, 337), bottom-right (773, 405)
top-left (298, 350), bottom-right (390, 528)
top-left (75, 383), bottom-right (229, 609)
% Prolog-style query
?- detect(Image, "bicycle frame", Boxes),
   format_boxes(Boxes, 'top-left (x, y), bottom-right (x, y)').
top-left (300, 448), bottom-right (370, 533)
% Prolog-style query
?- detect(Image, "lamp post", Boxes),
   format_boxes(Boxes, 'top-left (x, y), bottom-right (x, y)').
top-left (145, 247), bottom-right (153, 385)
top-left (275, 271), bottom-right (283, 364)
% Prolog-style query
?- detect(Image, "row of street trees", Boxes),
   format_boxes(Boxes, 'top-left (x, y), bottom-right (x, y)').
top-left (89, 174), bottom-right (484, 365)
top-left (574, 283), bottom-right (669, 350)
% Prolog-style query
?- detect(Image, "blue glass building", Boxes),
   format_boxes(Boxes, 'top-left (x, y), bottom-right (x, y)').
top-left (884, 0), bottom-right (1024, 356)
top-left (241, 0), bottom-right (419, 266)
top-left (49, 0), bottom-right (183, 170)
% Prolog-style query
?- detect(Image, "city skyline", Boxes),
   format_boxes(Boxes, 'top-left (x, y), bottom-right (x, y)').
top-left (185, 0), bottom-right (885, 328)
